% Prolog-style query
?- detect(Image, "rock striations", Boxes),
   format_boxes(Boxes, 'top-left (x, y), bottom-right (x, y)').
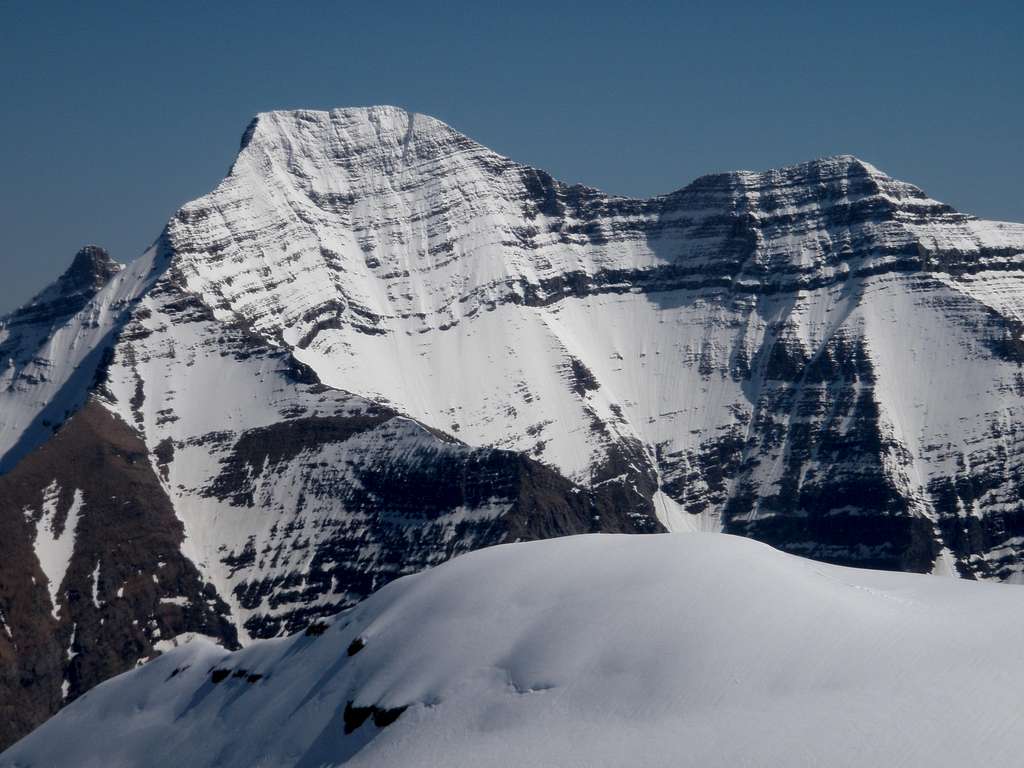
top-left (2, 105), bottom-right (1024, 746)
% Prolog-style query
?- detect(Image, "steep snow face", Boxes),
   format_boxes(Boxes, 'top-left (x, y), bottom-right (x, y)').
top-left (5, 533), bottom-right (1024, 768)
top-left (92, 263), bottom-right (656, 642)
top-left (161, 106), bottom-right (1024, 576)
top-left (168, 106), bottom-right (1007, 335)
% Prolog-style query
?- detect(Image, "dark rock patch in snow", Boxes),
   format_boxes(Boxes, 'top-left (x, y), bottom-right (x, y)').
top-left (343, 701), bottom-right (408, 734)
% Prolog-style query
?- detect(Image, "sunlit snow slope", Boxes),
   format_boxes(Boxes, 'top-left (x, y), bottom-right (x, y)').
top-left (4, 533), bottom-right (1023, 768)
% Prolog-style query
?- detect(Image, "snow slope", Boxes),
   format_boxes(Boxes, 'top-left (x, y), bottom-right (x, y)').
top-left (5, 533), bottom-right (1023, 768)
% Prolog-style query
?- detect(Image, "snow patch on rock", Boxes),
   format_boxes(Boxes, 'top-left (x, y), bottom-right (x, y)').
top-left (32, 484), bottom-right (83, 618)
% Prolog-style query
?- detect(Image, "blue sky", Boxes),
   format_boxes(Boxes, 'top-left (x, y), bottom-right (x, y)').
top-left (1, 0), bottom-right (1020, 313)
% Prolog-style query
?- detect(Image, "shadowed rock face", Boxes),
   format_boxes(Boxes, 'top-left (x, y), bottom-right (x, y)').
top-left (0, 400), bottom-right (237, 748)
top-left (205, 413), bottom-right (660, 640)
top-left (63, 246), bottom-right (122, 292)
top-left (2, 107), bottom-right (1024, 746)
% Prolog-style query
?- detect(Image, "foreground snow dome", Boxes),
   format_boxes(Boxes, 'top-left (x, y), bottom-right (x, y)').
top-left (4, 532), bottom-right (1023, 768)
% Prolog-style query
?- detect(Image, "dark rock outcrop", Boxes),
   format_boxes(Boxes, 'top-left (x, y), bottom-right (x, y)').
top-left (0, 400), bottom-right (237, 748)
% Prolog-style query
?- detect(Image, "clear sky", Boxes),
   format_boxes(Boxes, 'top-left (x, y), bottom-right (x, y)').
top-left (1, 0), bottom-right (1021, 314)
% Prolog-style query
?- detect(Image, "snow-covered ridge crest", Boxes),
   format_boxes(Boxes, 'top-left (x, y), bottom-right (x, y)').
top-left (167, 105), bottom-right (1024, 344)
top-left (5, 533), bottom-right (1024, 768)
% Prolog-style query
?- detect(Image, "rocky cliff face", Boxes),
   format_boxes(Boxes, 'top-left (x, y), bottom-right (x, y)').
top-left (0, 399), bottom-right (238, 747)
top-left (2, 105), bottom-right (1024, 746)
top-left (160, 106), bottom-right (1024, 577)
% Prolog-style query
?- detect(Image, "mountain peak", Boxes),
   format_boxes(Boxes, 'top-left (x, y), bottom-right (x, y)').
top-left (669, 152), bottom-right (950, 220)
top-left (235, 106), bottom-right (472, 164)
top-left (0, 245), bottom-right (121, 332)
top-left (167, 107), bottom-right (986, 355)
top-left (62, 245), bottom-right (121, 291)
top-left (227, 107), bottom-right (946, 216)
top-left (766, 153), bottom-right (891, 182)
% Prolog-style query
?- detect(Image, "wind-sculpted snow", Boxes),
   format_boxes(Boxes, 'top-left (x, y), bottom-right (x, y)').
top-left (4, 105), bottom-right (1024, 747)
top-left (5, 534), bottom-right (1024, 768)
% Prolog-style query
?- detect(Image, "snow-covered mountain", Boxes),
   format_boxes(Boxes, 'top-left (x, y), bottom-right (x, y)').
top-left (2, 105), bottom-right (1024, 746)
top-left (5, 533), bottom-right (1024, 768)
